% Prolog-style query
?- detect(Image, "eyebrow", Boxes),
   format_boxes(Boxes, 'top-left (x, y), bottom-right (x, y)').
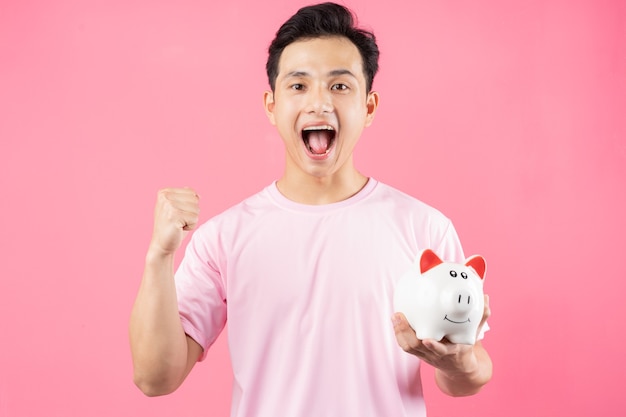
top-left (284, 69), bottom-right (357, 79)
top-left (329, 69), bottom-right (357, 78)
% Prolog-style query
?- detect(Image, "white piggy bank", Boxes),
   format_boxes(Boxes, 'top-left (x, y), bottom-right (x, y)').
top-left (394, 249), bottom-right (486, 345)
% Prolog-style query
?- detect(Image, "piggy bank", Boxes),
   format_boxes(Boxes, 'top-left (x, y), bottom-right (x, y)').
top-left (394, 249), bottom-right (486, 345)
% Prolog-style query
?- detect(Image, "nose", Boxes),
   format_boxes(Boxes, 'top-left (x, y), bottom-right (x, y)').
top-left (305, 86), bottom-right (333, 114)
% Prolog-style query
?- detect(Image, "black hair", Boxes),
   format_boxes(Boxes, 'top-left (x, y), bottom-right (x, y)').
top-left (266, 2), bottom-right (379, 92)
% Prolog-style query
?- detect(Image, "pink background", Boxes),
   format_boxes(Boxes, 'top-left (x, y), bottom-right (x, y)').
top-left (1, 0), bottom-right (625, 416)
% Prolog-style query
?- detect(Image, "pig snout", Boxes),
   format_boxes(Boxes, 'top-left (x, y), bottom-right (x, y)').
top-left (451, 289), bottom-right (474, 313)
top-left (442, 286), bottom-right (477, 321)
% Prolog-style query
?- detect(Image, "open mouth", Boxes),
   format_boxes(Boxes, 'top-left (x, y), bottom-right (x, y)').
top-left (302, 125), bottom-right (336, 156)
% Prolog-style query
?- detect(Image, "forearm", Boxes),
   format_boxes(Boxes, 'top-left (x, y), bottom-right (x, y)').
top-left (129, 250), bottom-right (191, 396)
top-left (434, 341), bottom-right (493, 397)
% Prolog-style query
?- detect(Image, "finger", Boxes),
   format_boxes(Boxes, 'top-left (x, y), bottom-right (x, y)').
top-left (177, 187), bottom-right (201, 203)
top-left (153, 202), bottom-right (199, 236)
top-left (159, 188), bottom-right (200, 205)
top-left (392, 313), bottom-right (431, 355)
top-left (422, 338), bottom-right (450, 357)
top-left (181, 217), bottom-right (198, 231)
top-left (391, 312), bottom-right (411, 333)
top-left (483, 294), bottom-right (491, 319)
top-left (473, 294), bottom-right (490, 341)
top-left (170, 200), bottom-right (201, 216)
top-left (162, 186), bottom-right (199, 195)
top-left (392, 313), bottom-right (420, 343)
top-left (158, 187), bottom-right (199, 198)
top-left (157, 189), bottom-right (200, 216)
top-left (182, 186), bottom-right (200, 198)
top-left (391, 313), bottom-right (415, 350)
top-left (172, 205), bottom-right (199, 229)
top-left (476, 294), bottom-right (491, 337)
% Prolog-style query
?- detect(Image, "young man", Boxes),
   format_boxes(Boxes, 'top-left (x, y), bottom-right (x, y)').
top-left (129, 3), bottom-right (492, 416)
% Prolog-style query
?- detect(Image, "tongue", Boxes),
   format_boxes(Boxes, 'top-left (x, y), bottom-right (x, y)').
top-left (307, 131), bottom-right (331, 154)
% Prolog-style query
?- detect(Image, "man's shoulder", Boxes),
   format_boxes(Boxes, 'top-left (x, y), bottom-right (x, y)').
top-left (372, 181), bottom-right (448, 218)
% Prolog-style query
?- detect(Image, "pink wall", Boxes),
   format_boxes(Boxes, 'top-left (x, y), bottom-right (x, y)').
top-left (1, 0), bottom-right (624, 416)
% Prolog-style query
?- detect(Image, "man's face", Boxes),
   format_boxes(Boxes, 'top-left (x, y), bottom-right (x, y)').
top-left (264, 36), bottom-right (378, 180)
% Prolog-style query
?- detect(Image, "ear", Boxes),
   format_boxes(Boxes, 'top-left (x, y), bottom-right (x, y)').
top-left (263, 90), bottom-right (276, 125)
top-left (364, 91), bottom-right (379, 127)
top-left (419, 249), bottom-right (443, 274)
top-left (465, 255), bottom-right (487, 280)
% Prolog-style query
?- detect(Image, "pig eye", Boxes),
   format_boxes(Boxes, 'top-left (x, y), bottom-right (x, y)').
top-left (461, 272), bottom-right (468, 279)
top-left (450, 270), bottom-right (457, 277)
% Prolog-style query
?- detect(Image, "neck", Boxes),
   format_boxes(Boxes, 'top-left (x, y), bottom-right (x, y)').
top-left (276, 170), bottom-right (368, 205)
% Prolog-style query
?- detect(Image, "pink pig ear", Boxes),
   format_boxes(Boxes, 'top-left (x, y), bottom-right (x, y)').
top-left (465, 255), bottom-right (486, 279)
top-left (419, 249), bottom-right (443, 274)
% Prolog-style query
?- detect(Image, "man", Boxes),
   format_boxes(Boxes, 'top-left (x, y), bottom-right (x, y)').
top-left (130, 3), bottom-right (492, 416)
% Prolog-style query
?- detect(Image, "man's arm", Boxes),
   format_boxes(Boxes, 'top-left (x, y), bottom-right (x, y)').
top-left (392, 295), bottom-right (493, 396)
top-left (129, 188), bottom-right (202, 396)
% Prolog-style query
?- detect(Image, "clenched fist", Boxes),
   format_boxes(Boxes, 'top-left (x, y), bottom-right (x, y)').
top-left (149, 187), bottom-right (200, 257)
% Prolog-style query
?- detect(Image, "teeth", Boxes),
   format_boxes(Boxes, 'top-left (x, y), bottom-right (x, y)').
top-left (303, 125), bottom-right (334, 131)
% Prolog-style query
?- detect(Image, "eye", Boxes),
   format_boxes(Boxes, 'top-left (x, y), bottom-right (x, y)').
top-left (331, 83), bottom-right (348, 91)
top-left (290, 83), bottom-right (305, 91)
top-left (461, 272), bottom-right (468, 279)
top-left (449, 270), bottom-right (457, 277)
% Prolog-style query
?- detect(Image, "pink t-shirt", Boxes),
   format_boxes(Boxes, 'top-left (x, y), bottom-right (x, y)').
top-left (175, 178), bottom-right (465, 417)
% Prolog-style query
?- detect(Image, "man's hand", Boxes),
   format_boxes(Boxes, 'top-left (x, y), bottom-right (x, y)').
top-left (149, 188), bottom-right (200, 257)
top-left (392, 295), bottom-right (493, 396)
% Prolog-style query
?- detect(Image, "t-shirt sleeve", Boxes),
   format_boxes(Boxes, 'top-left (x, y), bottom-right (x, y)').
top-left (175, 224), bottom-right (227, 361)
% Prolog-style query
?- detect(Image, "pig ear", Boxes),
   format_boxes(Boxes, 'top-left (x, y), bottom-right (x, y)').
top-left (419, 249), bottom-right (443, 274)
top-left (465, 255), bottom-right (486, 279)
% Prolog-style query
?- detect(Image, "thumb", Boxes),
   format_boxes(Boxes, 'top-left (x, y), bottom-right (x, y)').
top-left (476, 294), bottom-right (491, 338)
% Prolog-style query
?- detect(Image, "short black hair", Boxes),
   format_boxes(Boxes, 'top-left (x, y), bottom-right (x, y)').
top-left (266, 2), bottom-right (379, 92)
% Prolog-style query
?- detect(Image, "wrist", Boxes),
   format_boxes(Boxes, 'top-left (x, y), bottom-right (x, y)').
top-left (435, 344), bottom-right (493, 396)
top-left (145, 244), bottom-right (177, 266)
top-left (438, 360), bottom-right (481, 382)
